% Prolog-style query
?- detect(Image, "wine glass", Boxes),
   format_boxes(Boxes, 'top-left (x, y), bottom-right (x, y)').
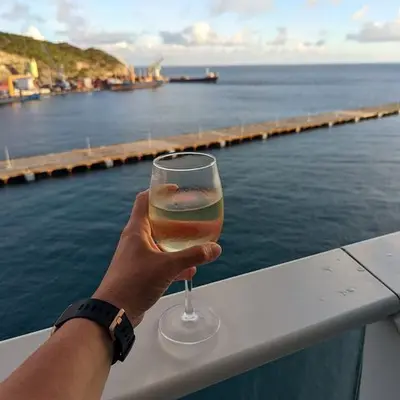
top-left (149, 152), bottom-right (224, 344)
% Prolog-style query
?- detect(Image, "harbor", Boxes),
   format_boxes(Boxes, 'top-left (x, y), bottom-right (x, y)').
top-left (1, 102), bottom-right (399, 187)
top-left (0, 51), bottom-right (219, 107)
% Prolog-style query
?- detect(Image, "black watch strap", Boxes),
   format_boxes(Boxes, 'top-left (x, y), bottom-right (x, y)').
top-left (53, 299), bottom-right (135, 364)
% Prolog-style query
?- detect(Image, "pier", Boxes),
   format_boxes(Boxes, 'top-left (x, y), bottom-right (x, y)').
top-left (1, 102), bottom-right (399, 187)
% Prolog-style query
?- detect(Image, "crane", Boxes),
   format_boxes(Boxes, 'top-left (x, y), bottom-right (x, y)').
top-left (147, 57), bottom-right (164, 78)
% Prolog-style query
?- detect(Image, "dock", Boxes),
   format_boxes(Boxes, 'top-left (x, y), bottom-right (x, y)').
top-left (1, 102), bottom-right (399, 187)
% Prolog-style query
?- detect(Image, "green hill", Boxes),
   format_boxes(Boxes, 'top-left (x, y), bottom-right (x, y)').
top-left (0, 31), bottom-right (126, 78)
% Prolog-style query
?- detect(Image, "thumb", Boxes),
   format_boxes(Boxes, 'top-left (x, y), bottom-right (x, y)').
top-left (169, 242), bottom-right (222, 273)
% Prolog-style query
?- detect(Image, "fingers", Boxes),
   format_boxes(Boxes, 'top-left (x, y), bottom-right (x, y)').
top-left (132, 190), bottom-right (149, 221)
top-left (125, 186), bottom-right (177, 234)
top-left (169, 242), bottom-right (222, 273)
top-left (124, 190), bottom-right (149, 233)
top-left (175, 266), bottom-right (197, 281)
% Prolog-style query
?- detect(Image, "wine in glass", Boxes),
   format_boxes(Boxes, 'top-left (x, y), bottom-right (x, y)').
top-left (149, 152), bottom-right (223, 344)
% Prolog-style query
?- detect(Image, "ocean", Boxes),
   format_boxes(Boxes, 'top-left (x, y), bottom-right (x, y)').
top-left (1, 64), bottom-right (400, 399)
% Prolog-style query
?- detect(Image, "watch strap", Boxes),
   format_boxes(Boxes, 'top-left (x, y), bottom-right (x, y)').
top-left (53, 298), bottom-right (135, 364)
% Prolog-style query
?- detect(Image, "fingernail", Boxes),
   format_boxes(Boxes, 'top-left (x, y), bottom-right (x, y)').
top-left (205, 243), bottom-right (222, 261)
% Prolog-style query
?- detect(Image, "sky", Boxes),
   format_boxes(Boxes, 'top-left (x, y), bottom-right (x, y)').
top-left (0, 0), bottom-right (400, 65)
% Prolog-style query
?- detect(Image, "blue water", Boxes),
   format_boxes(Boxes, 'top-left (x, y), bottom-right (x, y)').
top-left (1, 64), bottom-right (400, 399)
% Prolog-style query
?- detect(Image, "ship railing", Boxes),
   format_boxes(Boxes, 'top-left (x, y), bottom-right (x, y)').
top-left (1, 232), bottom-right (400, 399)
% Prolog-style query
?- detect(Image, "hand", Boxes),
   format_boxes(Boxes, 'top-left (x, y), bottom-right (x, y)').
top-left (93, 190), bottom-right (222, 327)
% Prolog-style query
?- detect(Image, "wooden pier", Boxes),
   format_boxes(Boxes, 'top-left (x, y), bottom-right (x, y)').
top-left (1, 103), bottom-right (400, 187)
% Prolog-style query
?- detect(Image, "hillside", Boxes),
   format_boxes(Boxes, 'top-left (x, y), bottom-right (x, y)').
top-left (0, 32), bottom-right (126, 79)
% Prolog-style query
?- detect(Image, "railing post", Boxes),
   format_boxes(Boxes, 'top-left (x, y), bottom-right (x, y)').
top-left (4, 146), bottom-right (12, 169)
top-left (86, 137), bottom-right (92, 155)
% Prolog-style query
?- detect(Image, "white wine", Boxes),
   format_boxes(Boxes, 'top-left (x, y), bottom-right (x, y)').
top-left (149, 190), bottom-right (223, 252)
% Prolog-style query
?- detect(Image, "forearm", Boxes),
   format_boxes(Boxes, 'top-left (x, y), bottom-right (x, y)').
top-left (0, 319), bottom-right (112, 400)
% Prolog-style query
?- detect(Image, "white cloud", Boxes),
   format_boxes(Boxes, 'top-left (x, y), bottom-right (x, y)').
top-left (24, 26), bottom-right (45, 41)
top-left (305, 0), bottom-right (342, 6)
top-left (114, 41), bottom-right (129, 49)
top-left (159, 22), bottom-right (253, 47)
top-left (352, 5), bottom-right (369, 21)
top-left (305, 0), bottom-right (342, 7)
top-left (1, 1), bottom-right (44, 23)
top-left (211, 0), bottom-right (273, 15)
top-left (73, 31), bottom-right (137, 46)
top-left (56, 0), bottom-right (86, 34)
top-left (298, 39), bottom-right (326, 49)
top-left (186, 22), bottom-right (217, 45)
top-left (268, 27), bottom-right (288, 46)
top-left (347, 19), bottom-right (400, 42)
top-left (306, 0), bottom-right (318, 7)
top-left (54, 0), bottom-right (137, 47)
top-left (267, 28), bottom-right (325, 49)
top-left (135, 34), bottom-right (163, 49)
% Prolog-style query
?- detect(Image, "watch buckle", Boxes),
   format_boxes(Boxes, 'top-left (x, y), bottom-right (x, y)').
top-left (109, 309), bottom-right (125, 340)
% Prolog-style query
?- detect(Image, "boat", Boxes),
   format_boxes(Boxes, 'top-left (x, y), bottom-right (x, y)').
top-left (108, 81), bottom-right (163, 91)
top-left (169, 68), bottom-right (218, 84)
top-left (0, 93), bottom-right (40, 106)
top-left (21, 93), bottom-right (40, 102)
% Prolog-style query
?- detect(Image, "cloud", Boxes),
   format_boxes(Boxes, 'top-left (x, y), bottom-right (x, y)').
top-left (56, 0), bottom-right (86, 33)
top-left (296, 40), bottom-right (326, 53)
top-left (301, 39), bottom-right (326, 47)
top-left (306, 0), bottom-right (318, 7)
top-left (267, 27), bottom-right (326, 49)
top-left (54, 0), bottom-right (137, 47)
top-left (211, 0), bottom-right (273, 16)
top-left (135, 34), bottom-right (163, 49)
top-left (72, 31), bottom-right (137, 46)
top-left (305, 0), bottom-right (342, 5)
top-left (159, 31), bottom-right (187, 46)
top-left (24, 25), bottom-right (45, 41)
top-left (352, 5), bottom-right (369, 21)
top-left (159, 22), bottom-right (252, 47)
top-left (347, 19), bottom-right (400, 42)
top-left (268, 27), bottom-right (288, 46)
top-left (1, 1), bottom-right (44, 23)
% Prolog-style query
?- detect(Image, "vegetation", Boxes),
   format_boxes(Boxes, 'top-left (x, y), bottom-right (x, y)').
top-left (0, 31), bottom-right (125, 78)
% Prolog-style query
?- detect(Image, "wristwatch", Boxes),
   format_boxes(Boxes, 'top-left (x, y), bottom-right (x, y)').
top-left (52, 298), bottom-right (135, 364)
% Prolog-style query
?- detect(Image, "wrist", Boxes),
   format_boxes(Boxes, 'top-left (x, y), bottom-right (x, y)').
top-left (53, 298), bottom-right (136, 364)
top-left (57, 318), bottom-right (113, 364)
top-left (92, 289), bottom-right (143, 327)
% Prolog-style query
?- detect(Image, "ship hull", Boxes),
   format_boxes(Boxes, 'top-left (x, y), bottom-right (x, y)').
top-left (169, 76), bottom-right (218, 83)
top-left (109, 81), bottom-right (163, 91)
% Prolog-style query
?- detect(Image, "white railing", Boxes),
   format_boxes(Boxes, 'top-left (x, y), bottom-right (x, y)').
top-left (1, 232), bottom-right (400, 399)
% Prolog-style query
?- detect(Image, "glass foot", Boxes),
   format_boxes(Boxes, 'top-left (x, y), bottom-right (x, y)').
top-left (159, 302), bottom-right (220, 345)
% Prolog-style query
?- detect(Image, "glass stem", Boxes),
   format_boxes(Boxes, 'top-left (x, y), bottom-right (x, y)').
top-left (182, 279), bottom-right (197, 321)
